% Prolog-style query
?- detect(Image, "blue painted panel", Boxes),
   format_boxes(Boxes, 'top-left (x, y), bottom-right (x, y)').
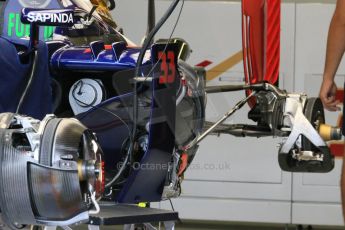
top-left (1, 0), bottom-right (62, 40)
top-left (50, 45), bottom-right (151, 71)
top-left (117, 43), bottom-right (179, 203)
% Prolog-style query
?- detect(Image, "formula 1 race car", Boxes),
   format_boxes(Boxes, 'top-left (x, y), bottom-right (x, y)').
top-left (0, 0), bottom-right (341, 229)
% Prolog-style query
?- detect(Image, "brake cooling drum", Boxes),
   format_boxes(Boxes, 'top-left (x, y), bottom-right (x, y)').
top-left (0, 113), bottom-right (103, 227)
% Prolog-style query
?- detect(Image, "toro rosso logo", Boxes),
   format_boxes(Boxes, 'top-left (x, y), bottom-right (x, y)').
top-left (21, 8), bottom-right (74, 27)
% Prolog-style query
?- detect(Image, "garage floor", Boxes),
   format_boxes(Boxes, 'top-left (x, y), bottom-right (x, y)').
top-left (173, 221), bottom-right (344, 230)
top-left (103, 221), bottom-right (344, 230)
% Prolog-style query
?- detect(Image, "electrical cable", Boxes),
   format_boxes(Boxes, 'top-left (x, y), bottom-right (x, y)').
top-left (89, 191), bottom-right (100, 215)
top-left (71, 80), bottom-right (132, 188)
top-left (140, 0), bottom-right (185, 82)
top-left (139, 0), bottom-right (185, 102)
top-left (107, 0), bottom-right (116, 10)
top-left (71, 0), bottom-right (185, 189)
top-left (169, 198), bottom-right (175, 212)
top-left (131, 0), bottom-right (182, 172)
top-left (16, 50), bottom-right (38, 114)
top-left (72, 81), bottom-right (131, 140)
top-left (87, 6), bottom-right (98, 21)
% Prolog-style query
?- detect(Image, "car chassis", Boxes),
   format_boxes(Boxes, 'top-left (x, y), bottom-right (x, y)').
top-left (0, 0), bottom-right (341, 229)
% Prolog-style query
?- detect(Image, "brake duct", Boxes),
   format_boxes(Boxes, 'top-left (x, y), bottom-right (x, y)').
top-left (0, 113), bottom-right (104, 228)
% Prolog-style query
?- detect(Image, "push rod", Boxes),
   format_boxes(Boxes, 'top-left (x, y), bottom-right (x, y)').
top-left (204, 122), bottom-right (272, 137)
top-left (205, 83), bottom-right (266, 94)
top-left (183, 92), bottom-right (256, 150)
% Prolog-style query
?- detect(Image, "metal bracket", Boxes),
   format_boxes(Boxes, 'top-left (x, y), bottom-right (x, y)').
top-left (280, 104), bottom-right (325, 154)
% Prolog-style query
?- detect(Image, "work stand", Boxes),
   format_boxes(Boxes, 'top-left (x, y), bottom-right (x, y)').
top-left (88, 202), bottom-right (179, 230)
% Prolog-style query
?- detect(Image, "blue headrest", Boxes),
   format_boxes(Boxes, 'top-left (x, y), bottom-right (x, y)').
top-left (0, 0), bottom-right (62, 40)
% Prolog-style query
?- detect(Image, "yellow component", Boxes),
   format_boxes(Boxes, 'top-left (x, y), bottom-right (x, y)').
top-left (319, 124), bottom-right (332, 141)
top-left (319, 123), bottom-right (342, 141)
top-left (138, 202), bottom-right (147, 208)
top-left (90, 0), bottom-right (117, 28)
top-left (77, 160), bottom-right (85, 181)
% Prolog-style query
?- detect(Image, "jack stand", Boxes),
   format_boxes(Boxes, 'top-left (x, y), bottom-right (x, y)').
top-left (88, 202), bottom-right (178, 229)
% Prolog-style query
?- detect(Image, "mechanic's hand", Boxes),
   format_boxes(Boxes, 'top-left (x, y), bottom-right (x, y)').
top-left (319, 79), bottom-right (341, 111)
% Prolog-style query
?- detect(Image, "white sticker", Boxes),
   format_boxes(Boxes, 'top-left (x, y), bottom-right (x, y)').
top-left (18, 0), bottom-right (52, 8)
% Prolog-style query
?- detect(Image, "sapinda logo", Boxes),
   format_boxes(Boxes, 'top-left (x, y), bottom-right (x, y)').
top-left (18, 0), bottom-right (52, 8)
top-left (26, 11), bottom-right (73, 24)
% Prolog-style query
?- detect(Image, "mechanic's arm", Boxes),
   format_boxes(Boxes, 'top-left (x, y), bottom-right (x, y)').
top-left (320, 0), bottom-right (345, 111)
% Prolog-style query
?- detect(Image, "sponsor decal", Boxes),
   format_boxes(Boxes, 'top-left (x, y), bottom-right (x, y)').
top-left (7, 12), bottom-right (54, 40)
top-left (159, 51), bottom-right (176, 84)
top-left (21, 9), bottom-right (74, 26)
top-left (2, 0), bottom-right (62, 40)
top-left (26, 11), bottom-right (73, 24)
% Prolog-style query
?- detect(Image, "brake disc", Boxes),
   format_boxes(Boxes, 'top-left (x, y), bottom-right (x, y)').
top-left (0, 113), bottom-right (104, 228)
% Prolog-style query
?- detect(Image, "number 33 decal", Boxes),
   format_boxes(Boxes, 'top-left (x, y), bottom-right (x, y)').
top-left (159, 51), bottom-right (176, 84)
